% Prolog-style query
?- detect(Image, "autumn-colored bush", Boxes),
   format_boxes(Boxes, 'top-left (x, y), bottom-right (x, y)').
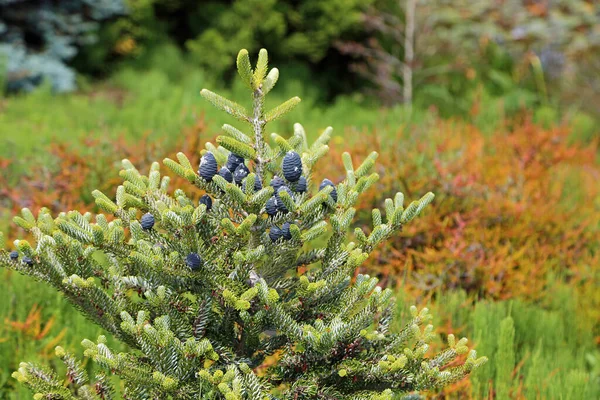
top-left (0, 118), bottom-right (207, 242)
top-left (322, 118), bottom-right (600, 326)
top-left (2, 115), bottom-right (599, 315)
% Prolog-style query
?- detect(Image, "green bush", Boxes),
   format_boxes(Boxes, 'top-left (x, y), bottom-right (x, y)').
top-left (75, 0), bottom-right (371, 93)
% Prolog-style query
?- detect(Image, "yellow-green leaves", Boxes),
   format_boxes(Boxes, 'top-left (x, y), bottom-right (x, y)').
top-left (342, 152), bottom-right (354, 172)
top-left (301, 221), bottom-right (328, 242)
top-left (254, 49), bottom-right (269, 89)
top-left (163, 157), bottom-right (197, 183)
top-left (222, 124), bottom-right (252, 144)
top-left (355, 151), bottom-right (378, 178)
top-left (13, 208), bottom-right (36, 230)
top-left (265, 97), bottom-right (301, 122)
top-left (400, 192), bottom-right (435, 224)
top-left (236, 48), bottom-right (273, 92)
top-left (270, 133), bottom-right (294, 153)
top-left (298, 275), bottom-right (326, 298)
top-left (15, 239), bottom-right (34, 255)
top-left (236, 214), bottom-right (257, 235)
top-left (222, 288), bottom-right (256, 311)
top-left (200, 89), bottom-right (249, 122)
top-left (378, 354), bottom-right (408, 372)
top-left (152, 371), bottom-right (178, 391)
top-left (221, 214), bottom-right (257, 237)
top-left (216, 136), bottom-right (257, 160)
top-left (92, 189), bottom-right (119, 214)
top-left (263, 67), bottom-right (279, 95)
top-left (236, 49), bottom-right (254, 89)
top-left (447, 334), bottom-right (470, 355)
top-left (176, 152), bottom-right (193, 170)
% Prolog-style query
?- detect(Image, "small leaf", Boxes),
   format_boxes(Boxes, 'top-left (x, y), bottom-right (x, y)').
top-left (201, 89), bottom-right (249, 122)
top-left (263, 68), bottom-right (279, 94)
top-left (237, 49), bottom-right (253, 89)
top-left (265, 97), bottom-right (301, 122)
top-left (254, 48), bottom-right (269, 89)
top-left (216, 136), bottom-right (257, 160)
top-left (176, 152), bottom-right (193, 170)
top-left (222, 124), bottom-right (252, 144)
top-left (342, 152), bottom-right (354, 172)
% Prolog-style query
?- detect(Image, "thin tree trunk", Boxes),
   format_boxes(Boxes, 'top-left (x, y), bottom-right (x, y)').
top-left (403, 0), bottom-right (416, 110)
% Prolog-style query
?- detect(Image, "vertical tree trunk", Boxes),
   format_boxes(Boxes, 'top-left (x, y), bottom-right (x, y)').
top-left (403, 0), bottom-right (416, 110)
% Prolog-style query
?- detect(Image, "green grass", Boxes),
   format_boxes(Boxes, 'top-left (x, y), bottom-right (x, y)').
top-left (393, 282), bottom-right (600, 399)
top-left (0, 272), bottom-right (125, 398)
top-left (1, 64), bottom-right (514, 169)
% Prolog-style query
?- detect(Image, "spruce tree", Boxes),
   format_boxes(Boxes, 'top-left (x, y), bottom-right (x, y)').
top-left (1, 49), bottom-right (486, 399)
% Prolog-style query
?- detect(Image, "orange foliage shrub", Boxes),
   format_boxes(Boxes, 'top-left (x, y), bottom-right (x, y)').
top-left (0, 118), bottom-right (207, 241)
top-left (323, 119), bottom-right (599, 308)
top-left (2, 116), bottom-right (598, 312)
top-left (2, 304), bottom-right (66, 359)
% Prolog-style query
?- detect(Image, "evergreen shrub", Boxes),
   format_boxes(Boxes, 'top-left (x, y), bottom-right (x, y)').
top-left (1, 49), bottom-right (485, 399)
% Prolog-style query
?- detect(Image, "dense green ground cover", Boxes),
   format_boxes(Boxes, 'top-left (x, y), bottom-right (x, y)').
top-left (0, 67), bottom-right (598, 398)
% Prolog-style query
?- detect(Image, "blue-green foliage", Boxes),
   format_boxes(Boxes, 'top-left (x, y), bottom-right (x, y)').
top-left (0, 0), bottom-right (125, 93)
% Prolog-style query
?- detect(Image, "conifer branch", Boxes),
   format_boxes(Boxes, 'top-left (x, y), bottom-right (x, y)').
top-left (1, 48), bottom-right (485, 400)
top-left (251, 86), bottom-right (267, 179)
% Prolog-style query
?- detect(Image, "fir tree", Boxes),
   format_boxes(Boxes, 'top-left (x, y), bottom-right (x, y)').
top-left (0, 48), bottom-right (486, 399)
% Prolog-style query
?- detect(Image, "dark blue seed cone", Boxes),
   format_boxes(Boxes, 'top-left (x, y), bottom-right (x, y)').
top-left (276, 186), bottom-right (293, 213)
top-left (295, 176), bottom-right (307, 193)
top-left (234, 163), bottom-right (250, 185)
top-left (218, 166), bottom-right (234, 183)
top-left (278, 203), bottom-right (288, 213)
top-left (265, 196), bottom-right (279, 216)
top-left (9, 251), bottom-right (18, 260)
top-left (199, 152), bottom-right (218, 181)
top-left (319, 178), bottom-right (338, 202)
top-left (242, 175), bottom-right (263, 192)
top-left (226, 153), bottom-right (244, 171)
top-left (140, 213), bottom-right (155, 230)
top-left (282, 151), bottom-right (302, 182)
top-left (22, 256), bottom-right (33, 266)
top-left (281, 222), bottom-right (292, 240)
top-left (253, 176), bottom-right (263, 191)
top-left (186, 253), bottom-right (203, 271)
top-left (270, 176), bottom-right (285, 190)
top-left (199, 194), bottom-right (212, 211)
top-left (269, 226), bottom-right (283, 242)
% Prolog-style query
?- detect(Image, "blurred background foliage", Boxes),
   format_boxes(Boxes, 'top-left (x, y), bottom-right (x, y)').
top-left (1, 0), bottom-right (600, 399)
top-left (1, 0), bottom-right (599, 114)
top-left (338, 0), bottom-right (600, 114)
top-left (0, 0), bottom-right (126, 92)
